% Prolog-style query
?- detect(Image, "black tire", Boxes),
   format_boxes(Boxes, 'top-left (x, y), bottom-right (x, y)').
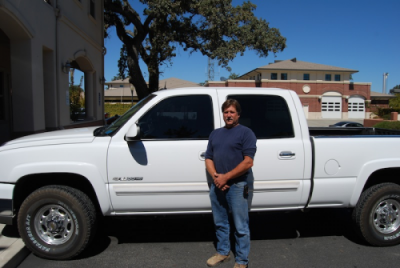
top-left (17, 185), bottom-right (96, 259)
top-left (352, 183), bottom-right (400, 246)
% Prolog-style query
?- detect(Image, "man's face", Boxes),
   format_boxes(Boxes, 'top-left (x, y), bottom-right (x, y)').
top-left (223, 105), bottom-right (240, 128)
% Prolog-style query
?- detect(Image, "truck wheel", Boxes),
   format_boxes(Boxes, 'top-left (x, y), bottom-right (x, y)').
top-left (17, 185), bottom-right (96, 259)
top-left (353, 183), bottom-right (400, 246)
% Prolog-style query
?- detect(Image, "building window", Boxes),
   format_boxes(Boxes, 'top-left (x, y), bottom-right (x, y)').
top-left (335, 74), bottom-right (341, 81)
top-left (325, 74), bottom-right (331, 81)
top-left (271, 73), bottom-right (277, 80)
top-left (303, 74), bottom-right (310, 80)
top-left (119, 85), bottom-right (124, 87)
top-left (281, 73), bottom-right (287, 80)
top-left (90, 0), bottom-right (95, 18)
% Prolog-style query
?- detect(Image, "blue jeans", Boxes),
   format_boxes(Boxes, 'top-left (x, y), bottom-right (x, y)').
top-left (209, 181), bottom-right (250, 265)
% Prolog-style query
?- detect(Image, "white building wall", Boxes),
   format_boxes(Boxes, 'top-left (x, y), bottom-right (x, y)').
top-left (0, 0), bottom-right (104, 139)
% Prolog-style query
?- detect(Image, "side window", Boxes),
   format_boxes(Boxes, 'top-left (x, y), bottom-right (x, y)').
top-left (138, 95), bottom-right (214, 139)
top-left (228, 95), bottom-right (294, 139)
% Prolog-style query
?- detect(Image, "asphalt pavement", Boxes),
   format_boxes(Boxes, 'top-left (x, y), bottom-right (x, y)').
top-left (0, 224), bottom-right (30, 268)
top-left (16, 209), bottom-right (400, 267)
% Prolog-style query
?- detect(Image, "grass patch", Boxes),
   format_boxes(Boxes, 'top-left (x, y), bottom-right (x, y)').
top-left (104, 103), bottom-right (136, 117)
top-left (373, 121), bottom-right (400, 130)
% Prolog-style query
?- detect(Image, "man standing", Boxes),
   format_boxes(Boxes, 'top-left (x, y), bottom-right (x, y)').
top-left (205, 99), bottom-right (257, 268)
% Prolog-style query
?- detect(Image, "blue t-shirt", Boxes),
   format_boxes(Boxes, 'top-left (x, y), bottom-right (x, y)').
top-left (205, 124), bottom-right (257, 181)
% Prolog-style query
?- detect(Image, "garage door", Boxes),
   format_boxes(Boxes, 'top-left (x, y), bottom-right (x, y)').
top-left (321, 96), bottom-right (341, 119)
top-left (348, 96), bottom-right (365, 119)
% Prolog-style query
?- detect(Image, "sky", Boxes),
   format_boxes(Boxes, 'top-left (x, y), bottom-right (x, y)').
top-left (103, 0), bottom-right (400, 93)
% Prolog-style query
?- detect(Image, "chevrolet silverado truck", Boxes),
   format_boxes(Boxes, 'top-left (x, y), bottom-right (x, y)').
top-left (1, 87), bottom-right (400, 260)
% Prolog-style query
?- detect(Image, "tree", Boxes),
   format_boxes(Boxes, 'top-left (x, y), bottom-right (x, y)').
top-left (69, 69), bottom-right (85, 121)
top-left (104, 0), bottom-right (286, 100)
top-left (111, 75), bottom-right (124, 81)
top-left (389, 85), bottom-right (400, 95)
top-left (389, 94), bottom-right (400, 109)
top-left (228, 72), bottom-right (240, 80)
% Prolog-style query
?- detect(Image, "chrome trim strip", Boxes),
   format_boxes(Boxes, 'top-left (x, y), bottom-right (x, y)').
top-left (112, 180), bottom-right (301, 196)
top-left (116, 191), bottom-right (209, 196)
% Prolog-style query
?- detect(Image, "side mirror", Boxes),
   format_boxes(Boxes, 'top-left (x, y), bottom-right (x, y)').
top-left (125, 124), bottom-right (140, 141)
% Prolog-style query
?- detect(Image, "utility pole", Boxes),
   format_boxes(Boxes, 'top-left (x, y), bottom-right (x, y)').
top-left (383, 72), bottom-right (389, 94)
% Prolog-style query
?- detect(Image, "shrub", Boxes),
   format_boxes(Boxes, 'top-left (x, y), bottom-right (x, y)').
top-left (373, 121), bottom-right (400, 130)
top-left (104, 103), bottom-right (136, 117)
top-left (376, 107), bottom-right (400, 118)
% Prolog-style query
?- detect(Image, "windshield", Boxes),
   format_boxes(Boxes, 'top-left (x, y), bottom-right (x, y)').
top-left (96, 94), bottom-right (156, 136)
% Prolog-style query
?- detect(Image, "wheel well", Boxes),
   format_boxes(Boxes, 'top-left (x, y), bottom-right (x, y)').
top-left (13, 173), bottom-right (102, 217)
top-left (363, 168), bottom-right (400, 192)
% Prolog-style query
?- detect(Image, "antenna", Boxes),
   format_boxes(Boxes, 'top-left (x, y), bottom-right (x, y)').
top-left (207, 57), bottom-right (215, 81)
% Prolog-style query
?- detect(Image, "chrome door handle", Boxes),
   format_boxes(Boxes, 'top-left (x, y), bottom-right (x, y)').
top-left (279, 151), bottom-right (296, 159)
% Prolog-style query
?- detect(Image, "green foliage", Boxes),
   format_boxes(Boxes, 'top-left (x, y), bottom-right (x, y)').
top-left (69, 85), bottom-right (84, 121)
top-left (376, 107), bottom-right (400, 118)
top-left (389, 93), bottom-right (400, 108)
top-left (104, 0), bottom-right (286, 100)
top-left (228, 73), bottom-right (240, 79)
top-left (389, 85), bottom-right (400, 94)
top-left (104, 103), bottom-right (136, 117)
top-left (373, 121), bottom-right (400, 130)
top-left (69, 68), bottom-right (85, 121)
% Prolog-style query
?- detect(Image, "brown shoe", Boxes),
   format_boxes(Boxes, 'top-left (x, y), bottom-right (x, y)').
top-left (207, 253), bottom-right (230, 267)
top-left (233, 263), bottom-right (248, 268)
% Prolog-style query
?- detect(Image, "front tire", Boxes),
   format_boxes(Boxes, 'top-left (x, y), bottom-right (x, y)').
top-left (353, 183), bottom-right (400, 246)
top-left (17, 185), bottom-right (96, 259)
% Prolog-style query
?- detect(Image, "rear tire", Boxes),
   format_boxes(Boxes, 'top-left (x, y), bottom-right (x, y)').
top-left (353, 183), bottom-right (400, 246)
top-left (17, 185), bottom-right (96, 259)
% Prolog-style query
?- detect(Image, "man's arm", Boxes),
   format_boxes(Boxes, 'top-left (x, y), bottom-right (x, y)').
top-left (209, 156), bottom-right (254, 190)
top-left (205, 159), bottom-right (217, 178)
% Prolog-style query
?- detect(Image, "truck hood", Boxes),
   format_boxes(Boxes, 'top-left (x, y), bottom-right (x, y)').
top-left (0, 127), bottom-right (98, 151)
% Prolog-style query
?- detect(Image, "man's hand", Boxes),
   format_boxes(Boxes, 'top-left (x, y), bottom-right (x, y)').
top-left (213, 173), bottom-right (230, 191)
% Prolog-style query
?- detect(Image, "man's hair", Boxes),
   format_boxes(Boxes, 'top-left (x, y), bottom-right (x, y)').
top-left (221, 99), bottom-right (241, 115)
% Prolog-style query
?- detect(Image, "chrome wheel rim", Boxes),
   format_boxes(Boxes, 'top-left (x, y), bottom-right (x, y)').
top-left (34, 204), bottom-right (75, 245)
top-left (373, 199), bottom-right (400, 234)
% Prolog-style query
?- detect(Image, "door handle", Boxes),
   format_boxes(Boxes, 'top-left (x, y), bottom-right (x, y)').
top-left (199, 151), bottom-right (206, 160)
top-left (279, 151), bottom-right (296, 159)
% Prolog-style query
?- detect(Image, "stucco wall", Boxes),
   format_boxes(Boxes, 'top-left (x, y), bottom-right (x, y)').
top-left (0, 0), bottom-right (104, 139)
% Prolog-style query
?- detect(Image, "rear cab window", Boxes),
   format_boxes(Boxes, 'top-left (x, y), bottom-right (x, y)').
top-left (228, 95), bottom-right (294, 139)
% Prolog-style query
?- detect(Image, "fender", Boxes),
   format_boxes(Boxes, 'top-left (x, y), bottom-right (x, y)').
top-left (350, 158), bottom-right (400, 206)
top-left (10, 161), bottom-right (112, 215)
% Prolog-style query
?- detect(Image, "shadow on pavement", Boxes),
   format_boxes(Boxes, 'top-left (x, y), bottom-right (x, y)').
top-left (82, 207), bottom-right (367, 253)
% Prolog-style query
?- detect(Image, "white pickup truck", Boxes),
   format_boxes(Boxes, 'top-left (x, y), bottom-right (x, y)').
top-left (1, 87), bottom-right (400, 260)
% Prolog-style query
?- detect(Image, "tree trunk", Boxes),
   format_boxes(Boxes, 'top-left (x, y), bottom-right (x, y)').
top-left (126, 45), bottom-right (150, 100)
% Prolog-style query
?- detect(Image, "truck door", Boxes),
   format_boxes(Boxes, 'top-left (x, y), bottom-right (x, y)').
top-left (218, 92), bottom-right (310, 210)
top-left (107, 92), bottom-right (220, 213)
